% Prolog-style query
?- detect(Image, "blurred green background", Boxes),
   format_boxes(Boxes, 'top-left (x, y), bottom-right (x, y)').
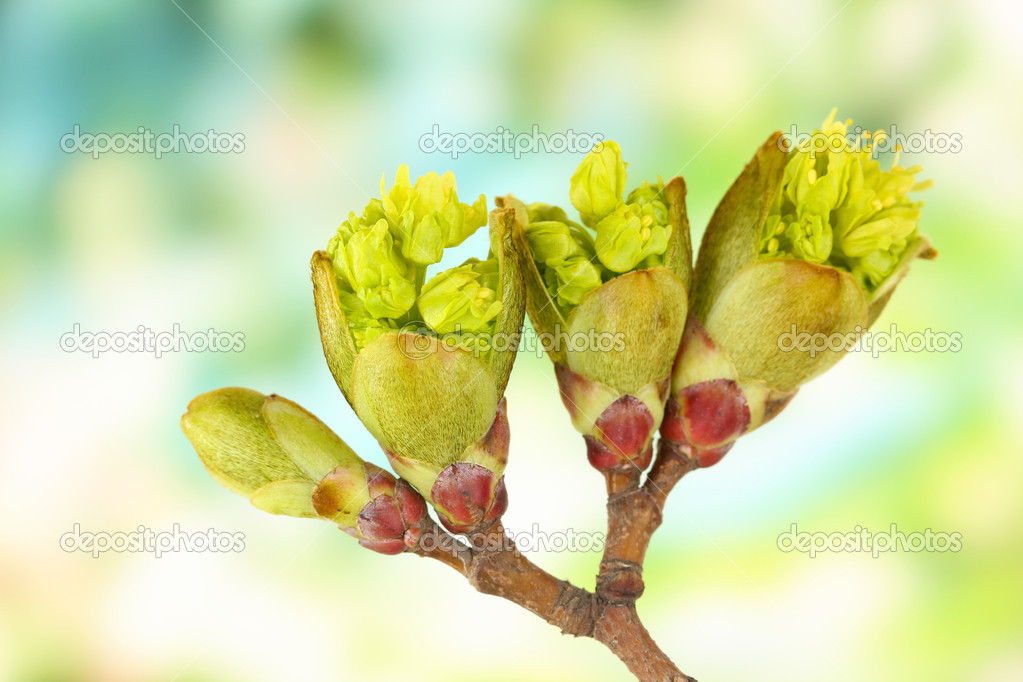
top-left (1, 0), bottom-right (1020, 680)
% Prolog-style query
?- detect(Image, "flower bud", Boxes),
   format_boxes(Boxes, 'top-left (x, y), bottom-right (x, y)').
top-left (418, 259), bottom-right (502, 336)
top-left (593, 202), bottom-right (670, 273)
top-left (512, 216), bottom-right (603, 312)
top-left (555, 267), bottom-right (685, 472)
top-left (314, 198), bottom-right (525, 532)
top-left (503, 142), bottom-right (694, 474)
top-left (379, 165), bottom-right (488, 266)
top-left (545, 256), bottom-right (605, 311)
top-left (670, 111), bottom-right (935, 465)
top-left (521, 220), bottom-right (581, 263)
top-left (570, 140), bottom-right (628, 226)
top-left (320, 165), bottom-right (493, 384)
top-left (328, 216), bottom-right (418, 320)
top-left (182, 388), bottom-right (343, 517)
top-left (181, 388), bottom-right (429, 554)
top-left (313, 172), bottom-right (524, 399)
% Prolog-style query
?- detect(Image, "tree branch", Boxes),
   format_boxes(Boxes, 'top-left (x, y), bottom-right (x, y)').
top-left (594, 603), bottom-right (695, 682)
top-left (596, 439), bottom-right (698, 603)
top-left (410, 510), bottom-right (698, 681)
top-left (413, 518), bottom-right (595, 636)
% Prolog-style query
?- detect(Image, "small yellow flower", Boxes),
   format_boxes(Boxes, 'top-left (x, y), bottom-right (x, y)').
top-left (759, 109), bottom-right (931, 290)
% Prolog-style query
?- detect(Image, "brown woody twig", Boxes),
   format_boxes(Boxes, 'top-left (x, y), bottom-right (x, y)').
top-left (407, 437), bottom-right (700, 681)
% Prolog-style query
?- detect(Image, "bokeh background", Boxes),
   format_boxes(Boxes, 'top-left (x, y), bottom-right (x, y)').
top-left (2, 0), bottom-right (1021, 680)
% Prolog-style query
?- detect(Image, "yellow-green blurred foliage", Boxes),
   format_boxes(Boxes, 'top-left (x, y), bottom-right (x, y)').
top-left (1, 0), bottom-right (1020, 680)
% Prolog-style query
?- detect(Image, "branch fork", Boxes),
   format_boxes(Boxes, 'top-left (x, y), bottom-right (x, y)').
top-left (410, 438), bottom-right (700, 682)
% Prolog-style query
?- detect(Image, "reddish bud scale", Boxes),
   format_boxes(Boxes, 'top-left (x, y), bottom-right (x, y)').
top-left (365, 463), bottom-right (396, 497)
top-left (314, 465), bottom-right (428, 555)
top-left (585, 395), bottom-right (656, 473)
top-left (356, 495), bottom-right (407, 555)
top-left (356, 479), bottom-right (429, 554)
top-left (555, 363), bottom-right (663, 474)
top-left (431, 462), bottom-right (508, 534)
top-left (585, 437), bottom-right (655, 472)
top-left (433, 399), bottom-right (509, 533)
top-left (661, 379), bottom-right (750, 467)
top-left (476, 398), bottom-right (511, 464)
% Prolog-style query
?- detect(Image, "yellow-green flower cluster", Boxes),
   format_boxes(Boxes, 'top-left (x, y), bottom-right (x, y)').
top-left (326, 166), bottom-right (500, 351)
top-left (520, 206), bottom-right (602, 312)
top-left (759, 109), bottom-right (932, 290)
top-left (417, 258), bottom-right (502, 355)
top-left (595, 181), bottom-right (671, 273)
top-left (523, 141), bottom-right (673, 316)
